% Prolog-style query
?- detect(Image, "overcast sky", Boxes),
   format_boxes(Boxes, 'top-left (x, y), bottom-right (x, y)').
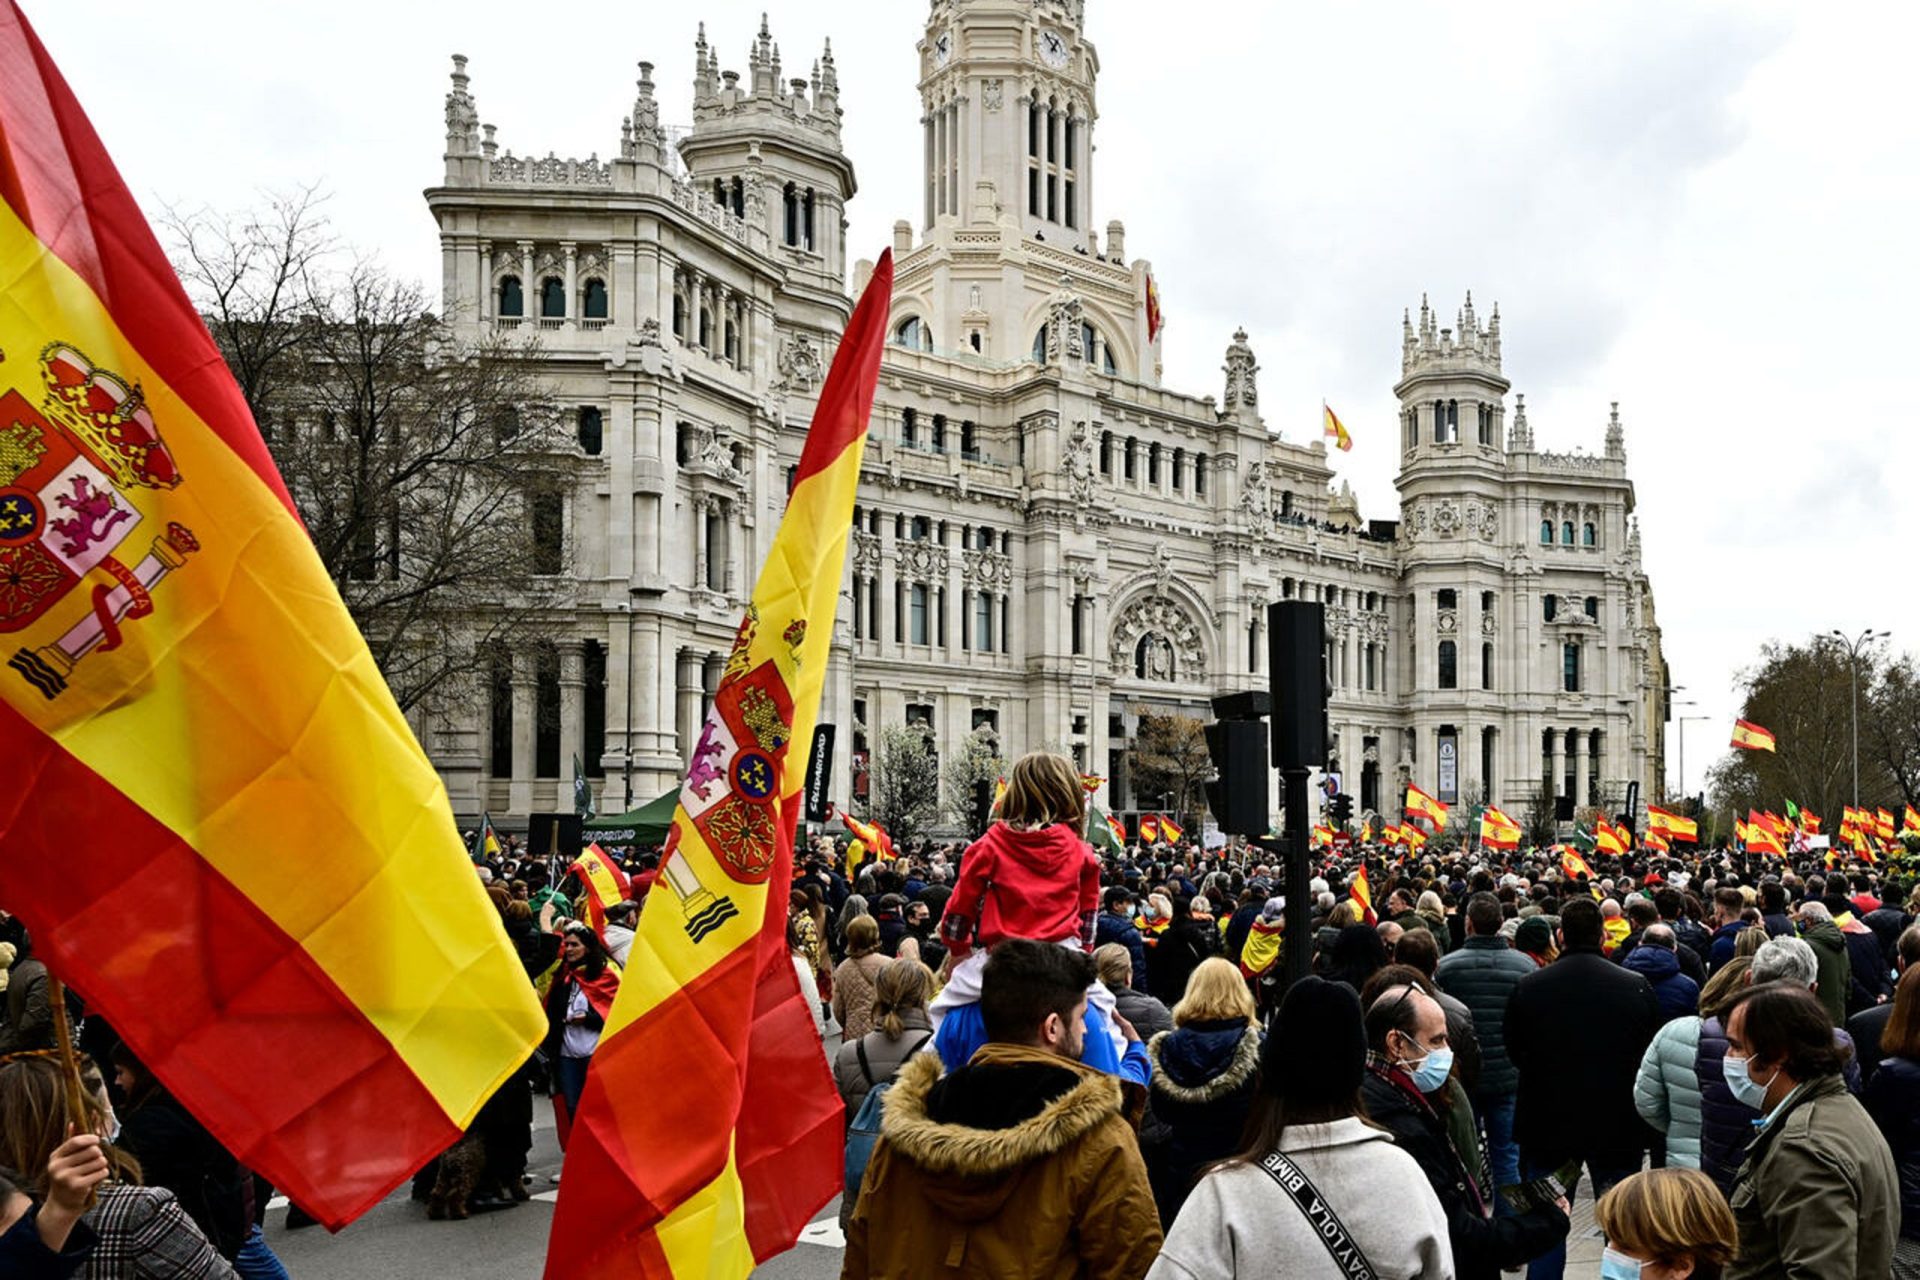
top-left (32, 1), bottom-right (1920, 800)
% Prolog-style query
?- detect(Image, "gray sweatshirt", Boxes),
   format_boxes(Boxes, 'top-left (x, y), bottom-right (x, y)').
top-left (1148, 1117), bottom-right (1455, 1279)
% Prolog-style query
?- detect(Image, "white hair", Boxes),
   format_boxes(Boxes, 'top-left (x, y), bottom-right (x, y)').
top-left (1752, 936), bottom-right (1819, 988)
top-left (1797, 901), bottom-right (1833, 924)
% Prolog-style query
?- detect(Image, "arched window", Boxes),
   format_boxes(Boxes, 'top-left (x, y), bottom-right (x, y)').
top-left (724, 320), bottom-right (738, 363)
top-left (729, 177), bottom-right (745, 217)
top-left (1032, 326), bottom-right (1048, 363)
top-left (782, 183), bottom-right (800, 246)
top-left (1438, 640), bottom-right (1458, 690)
top-left (498, 275), bottom-right (523, 317)
top-left (802, 188), bottom-right (817, 252)
top-left (540, 278), bottom-right (566, 318)
top-left (672, 292), bottom-right (687, 340)
top-left (1101, 343), bottom-right (1117, 375)
top-left (1080, 321), bottom-right (1096, 359)
top-left (1481, 642), bottom-right (1494, 690)
top-left (1147, 442), bottom-right (1161, 484)
top-left (1172, 448), bottom-right (1185, 490)
top-left (577, 406), bottom-right (603, 456)
top-left (1123, 438), bottom-right (1137, 481)
top-left (582, 278), bottom-right (609, 319)
top-left (1561, 521), bottom-right (1575, 546)
top-left (1583, 522), bottom-right (1597, 547)
top-left (1280, 490), bottom-right (1294, 518)
top-left (1540, 520), bottom-right (1553, 545)
top-left (1134, 633), bottom-right (1175, 682)
top-left (895, 316), bottom-right (933, 352)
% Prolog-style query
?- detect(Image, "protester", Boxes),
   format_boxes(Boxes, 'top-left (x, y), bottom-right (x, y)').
top-left (1146, 895), bottom-right (1222, 1008)
top-left (1594, 1168), bottom-right (1737, 1280)
top-left (0, 1054), bottom-right (237, 1278)
top-left (1094, 944), bottom-right (1172, 1040)
top-left (0, 1134), bottom-right (108, 1279)
top-left (1095, 887), bottom-right (1149, 991)
top-left (1504, 897), bottom-right (1659, 1280)
top-left (1852, 923), bottom-right (1920, 1081)
top-left (1788, 900), bottom-right (1851, 1026)
top-left (0, 940), bottom-right (53, 1055)
top-left (542, 923), bottom-right (622, 1128)
top-left (830, 915), bottom-right (890, 1042)
top-left (843, 940), bottom-right (1161, 1279)
top-left (1623, 924), bottom-right (1702, 1022)
top-left (1141, 958), bottom-right (1263, 1226)
top-left (1390, 927), bottom-right (1481, 1094)
top-left (1722, 982), bottom-right (1898, 1279)
top-left (1149, 976), bottom-right (1453, 1278)
top-left (1706, 889), bottom-right (1748, 972)
top-left (1864, 964), bottom-right (1920, 1277)
top-left (789, 916), bottom-right (835, 1056)
top-left (1436, 890), bottom-right (1536, 1199)
top-left (1633, 957), bottom-right (1752, 1172)
top-left (599, 899), bottom-right (638, 967)
top-left (1361, 982), bottom-right (1568, 1279)
top-left (1323, 923), bottom-right (1388, 996)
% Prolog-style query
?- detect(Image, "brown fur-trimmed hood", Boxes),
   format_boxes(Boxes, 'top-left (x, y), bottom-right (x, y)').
top-left (880, 1042), bottom-right (1124, 1180)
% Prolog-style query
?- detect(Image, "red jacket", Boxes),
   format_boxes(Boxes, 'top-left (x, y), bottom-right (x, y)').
top-left (939, 822), bottom-right (1102, 955)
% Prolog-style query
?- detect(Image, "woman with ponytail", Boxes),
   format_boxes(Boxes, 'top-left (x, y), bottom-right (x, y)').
top-left (833, 958), bottom-right (935, 1117)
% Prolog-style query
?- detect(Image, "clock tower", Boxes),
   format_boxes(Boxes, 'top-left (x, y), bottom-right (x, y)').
top-left (920, 0), bottom-right (1099, 242)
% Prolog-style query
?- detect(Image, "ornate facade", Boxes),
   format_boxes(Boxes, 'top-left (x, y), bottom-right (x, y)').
top-left (421, 0), bottom-right (1667, 833)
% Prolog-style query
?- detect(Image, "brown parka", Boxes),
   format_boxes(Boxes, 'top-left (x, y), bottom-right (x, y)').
top-left (843, 1041), bottom-right (1162, 1280)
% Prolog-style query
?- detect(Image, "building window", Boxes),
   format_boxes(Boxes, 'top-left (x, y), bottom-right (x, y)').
top-left (1364, 643), bottom-right (1378, 691)
top-left (1172, 448), bottom-right (1185, 490)
top-left (1438, 640), bottom-right (1458, 690)
top-left (1583, 522), bottom-right (1597, 547)
top-left (1195, 454), bottom-right (1207, 497)
top-left (672, 293), bottom-right (687, 340)
top-left (960, 420), bottom-right (977, 459)
top-left (1540, 519), bottom-right (1553, 545)
top-left (1071, 596), bottom-right (1086, 655)
top-left (910, 516), bottom-right (930, 542)
top-left (1437, 589), bottom-right (1457, 611)
top-left (895, 316), bottom-right (933, 352)
top-left (1478, 402), bottom-right (1495, 446)
top-left (932, 415), bottom-right (947, 452)
top-left (902, 407), bottom-right (917, 447)
top-left (1481, 590), bottom-right (1495, 613)
top-left (488, 649), bottom-right (513, 777)
top-left (1147, 442), bottom-right (1161, 484)
top-left (1123, 438), bottom-right (1137, 481)
top-left (534, 644), bottom-right (561, 779)
top-left (1562, 521), bottom-right (1576, 546)
top-left (1481, 642), bottom-right (1493, 690)
top-left (582, 278), bottom-right (609, 319)
top-left (540, 278), bottom-right (566, 318)
top-left (1543, 594), bottom-right (1557, 622)
top-left (1099, 432), bottom-right (1112, 474)
top-left (530, 490), bottom-right (564, 574)
top-left (705, 508), bottom-right (727, 591)
top-left (1563, 642), bottom-right (1581, 692)
top-left (1584, 595), bottom-right (1599, 620)
top-left (974, 591), bottom-right (993, 652)
top-left (577, 406), bottom-right (603, 456)
top-left (498, 276), bottom-right (523, 317)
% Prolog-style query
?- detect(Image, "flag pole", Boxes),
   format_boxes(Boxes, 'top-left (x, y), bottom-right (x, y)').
top-left (46, 975), bottom-right (99, 1210)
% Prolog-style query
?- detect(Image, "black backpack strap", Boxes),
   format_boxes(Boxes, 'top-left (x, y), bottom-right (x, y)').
top-left (855, 1037), bottom-right (875, 1087)
top-left (1252, 1149), bottom-right (1380, 1280)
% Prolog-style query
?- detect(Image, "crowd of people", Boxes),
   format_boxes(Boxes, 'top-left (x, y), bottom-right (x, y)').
top-left (3, 754), bottom-right (1917, 1278)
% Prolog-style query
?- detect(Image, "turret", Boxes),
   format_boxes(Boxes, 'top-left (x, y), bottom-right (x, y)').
top-left (1394, 290), bottom-right (1511, 461)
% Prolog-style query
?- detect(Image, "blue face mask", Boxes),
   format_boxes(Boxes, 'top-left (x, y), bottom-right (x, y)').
top-left (1403, 1043), bottom-right (1455, 1093)
top-left (1601, 1247), bottom-right (1643, 1280)
top-left (1723, 1053), bottom-right (1773, 1111)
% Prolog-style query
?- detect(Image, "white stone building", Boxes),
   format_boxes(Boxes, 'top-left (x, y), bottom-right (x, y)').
top-left (421, 0), bottom-right (1668, 833)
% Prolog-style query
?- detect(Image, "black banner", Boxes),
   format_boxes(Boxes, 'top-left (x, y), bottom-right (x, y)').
top-left (805, 723), bottom-right (835, 823)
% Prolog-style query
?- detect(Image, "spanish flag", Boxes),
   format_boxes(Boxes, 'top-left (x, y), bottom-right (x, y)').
top-left (1406, 783), bottom-right (1450, 831)
top-left (841, 809), bottom-right (896, 864)
top-left (1349, 865), bottom-right (1376, 926)
top-left (1160, 815), bottom-right (1185, 843)
top-left (0, 9), bottom-right (546, 1228)
top-left (1562, 848), bottom-right (1594, 882)
top-left (1479, 805), bottom-right (1522, 851)
top-left (569, 843), bottom-right (632, 940)
top-left (1799, 808), bottom-right (1822, 835)
top-left (1595, 820), bottom-right (1626, 857)
top-left (1402, 823), bottom-right (1430, 850)
top-left (1903, 805), bottom-right (1920, 836)
top-left (1644, 830), bottom-right (1671, 852)
top-left (1647, 805), bottom-right (1698, 843)
top-left (1747, 824), bottom-right (1785, 858)
top-left (1876, 808), bottom-right (1897, 841)
top-left (544, 252), bottom-right (893, 1278)
top-left (1139, 813), bottom-right (1162, 844)
top-left (1146, 272), bottom-right (1164, 343)
top-left (1100, 808), bottom-right (1128, 850)
top-left (1730, 719), bottom-right (1777, 752)
top-left (1382, 823), bottom-right (1404, 846)
top-left (1323, 403), bottom-right (1354, 452)
top-left (1079, 773), bottom-right (1106, 795)
top-left (1311, 824), bottom-right (1334, 849)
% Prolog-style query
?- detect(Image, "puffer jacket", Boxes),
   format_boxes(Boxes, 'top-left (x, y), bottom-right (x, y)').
top-left (1800, 921), bottom-right (1852, 1026)
top-left (1621, 946), bottom-right (1700, 1022)
top-left (1111, 985), bottom-right (1173, 1041)
top-left (833, 1009), bottom-right (936, 1115)
top-left (1863, 1053), bottom-right (1920, 1240)
top-left (1435, 935), bottom-right (1535, 1097)
top-left (1634, 1016), bottom-right (1705, 1168)
top-left (846, 1042), bottom-right (1162, 1280)
top-left (1141, 1020), bottom-right (1262, 1227)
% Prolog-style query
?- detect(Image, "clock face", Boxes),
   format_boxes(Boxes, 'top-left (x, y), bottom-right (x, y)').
top-left (1040, 30), bottom-right (1070, 69)
top-left (934, 32), bottom-right (952, 66)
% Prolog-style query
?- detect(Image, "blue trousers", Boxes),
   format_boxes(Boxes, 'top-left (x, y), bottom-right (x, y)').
top-left (1476, 1094), bottom-right (1519, 1216)
top-left (234, 1224), bottom-right (290, 1280)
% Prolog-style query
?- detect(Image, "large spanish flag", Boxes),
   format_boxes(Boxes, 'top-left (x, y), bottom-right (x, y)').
top-left (0, 6), bottom-right (544, 1228)
top-left (1730, 719), bottom-right (1777, 752)
top-left (1478, 805), bottom-right (1522, 852)
top-left (1647, 805), bottom-right (1698, 843)
top-left (1406, 782), bottom-right (1450, 831)
top-left (543, 252), bottom-right (893, 1279)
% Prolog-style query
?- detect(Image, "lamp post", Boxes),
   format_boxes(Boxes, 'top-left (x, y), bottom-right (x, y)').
top-left (1830, 628), bottom-right (1890, 809)
top-left (1665, 697), bottom-right (1695, 801)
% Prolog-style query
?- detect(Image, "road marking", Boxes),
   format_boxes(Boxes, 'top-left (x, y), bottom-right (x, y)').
top-left (797, 1219), bottom-right (844, 1250)
top-left (532, 1191), bottom-right (560, 1204)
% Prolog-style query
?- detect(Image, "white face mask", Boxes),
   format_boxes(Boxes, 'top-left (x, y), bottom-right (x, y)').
top-left (1600, 1247), bottom-right (1643, 1280)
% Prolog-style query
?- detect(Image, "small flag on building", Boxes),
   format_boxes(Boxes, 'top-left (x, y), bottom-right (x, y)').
top-left (1146, 273), bottom-right (1164, 342)
top-left (1323, 403), bottom-right (1353, 453)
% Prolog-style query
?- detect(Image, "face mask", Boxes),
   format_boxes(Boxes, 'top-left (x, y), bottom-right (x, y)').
top-left (1401, 1040), bottom-right (1455, 1093)
top-left (1723, 1053), bottom-right (1773, 1111)
top-left (1600, 1247), bottom-right (1643, 1280)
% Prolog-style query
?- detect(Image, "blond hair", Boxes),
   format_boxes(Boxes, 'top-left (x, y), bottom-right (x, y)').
top-left (1595, 1168), bottom-right (1736, 1275)
top-left (1172, 957), bottom-right (1257, 1026)
top-left (843, 914), bottom-right (881, 956)
top-left (999, 752), bottom-right (1086, 833)
top-left (1328, 900), bottom-right (1363, 930)
top-left (1093, 943), bottom-right (1134, 990)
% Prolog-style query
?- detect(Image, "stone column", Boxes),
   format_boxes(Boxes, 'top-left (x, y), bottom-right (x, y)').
top-left (693, 495), bottom-right (710, 590)
top-left (675, 649), bottom-right (702, 763)
top-left (562, 242), bottom-right (577, 325)
top-left (1551, 728), bottom-right (1568, 802)
top-left (558, 639), bottom-right (586, 813)
top-left (1576, 730), bottom-right (1591, 810)
top-left (518, 241), bottom-right (535, 319)
top-left (510, 651), bottom-right (536, 817)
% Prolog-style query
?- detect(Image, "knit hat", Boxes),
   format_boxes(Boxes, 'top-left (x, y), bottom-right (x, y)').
top-left (1514, 916), bottom-right (1555, 956)
top-left (1263, 975), bottom-right (1365, 1107)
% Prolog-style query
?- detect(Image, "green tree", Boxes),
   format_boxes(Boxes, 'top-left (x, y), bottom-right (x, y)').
top-left (943, 725), bottom-right (1008, 835)
top-left (868, 723), bottom-right (942, 845)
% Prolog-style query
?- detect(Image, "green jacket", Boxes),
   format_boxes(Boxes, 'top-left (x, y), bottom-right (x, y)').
top-left (1726, 1074), bottom-right (1900, 1280)
top-left (1800, 921), bottom-right (1851, 1027)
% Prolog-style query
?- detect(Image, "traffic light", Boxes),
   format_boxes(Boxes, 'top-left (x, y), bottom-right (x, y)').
top-left (1267, 601), bottom-right (1329, 770)
top-left (1330, 793), bottom-right (1354, 825)
top-left (1204, 720), bottom-right (1268, 836)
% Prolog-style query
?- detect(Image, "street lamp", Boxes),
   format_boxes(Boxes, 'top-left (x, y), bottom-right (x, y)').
top-left (1830, 628), bottom-right (1890, 809)
top-left (1674, 708), bottom-right (1707, 803)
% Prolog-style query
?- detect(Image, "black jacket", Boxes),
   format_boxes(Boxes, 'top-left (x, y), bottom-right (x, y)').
top-left (113, 1089), bottom-right (250, 1260)
top-left (1141, 1020), bottom-right (1261, 1227)
top-left (1864, 1053), bottom-right (1920, 1239)
top-left (1094, 910), bottom-right (1148, 991)
top-left (1361, 1065), bottom-right (1567, 1280)
top-left (1146, 917), bottom-right (1220, 1006)
top-left (1504, 947), bottom-right (1660, 1167)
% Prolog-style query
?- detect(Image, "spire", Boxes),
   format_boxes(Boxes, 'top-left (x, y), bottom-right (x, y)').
top-left (694, 23), bottom-right (715, 97)
top-left (1606, 401), bottom-right (1625, 461)
top-left (444, 54), bottom-right (480, 155)
top-left (1508, 393), bottom-right (1534, 452)
top-left (1222, 328), bottom-right (1261, 418)
top-left (629, 60), bottom-right (664, 159)
top-left (750, 14), bottom-right (776, 96)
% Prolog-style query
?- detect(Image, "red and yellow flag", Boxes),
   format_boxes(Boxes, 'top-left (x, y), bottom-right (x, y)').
top-left (570, 843), bottom-right (632, 939)
top-left (1406, 783), bottom-right (1450, 831)
top-left (544, 253), bottom-right (894, 1278)
top-left (1104, 810), bottom-right (1127, 847)
top-left (1160, 815), bottom-right (1185, 843)
top-left (1139, 813), bottom-right (1162, 844)
top-left (1730, 719), bottom-right (1777, 752)
top-left (1747, 823), bottom-right (1785, 858)
top-left (1647, 805), bottom-right (1698, 843)
top-left (1382, 823), bottom-right (1404, 846)
top-left (1800, 809), bottom-right (1822, 835)
top-left (1562, 848), bottom-right (1594, 882)
top-left (1644, 829), bottom-right (1671, 852)
top-left (1479, 805), bottom-right (1522, 851)
top-left (1595, 819), bottom-right (1626, 857)
top-left (1402, 823), bottom-right (1430, 851)
top-left (840, 809), bottom-right (896, 864)
top-left (1311, 824), bottom-right (1334, 848)
top-left (1079, 772), bottom-right (1106, 795)
top-left (1903, 805), bottom-right (1920, 836)
top-left (1349, 865), bottom-right (1376, 925)
top-left (1876, 808), bottom-right (1896, 840)
top-left (0, 8), bottom-right (545, 1227)
top-left (1145, 273), bottom-right (1164, 343)
top-left (1323, 403), bottom-right (1354, 453)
